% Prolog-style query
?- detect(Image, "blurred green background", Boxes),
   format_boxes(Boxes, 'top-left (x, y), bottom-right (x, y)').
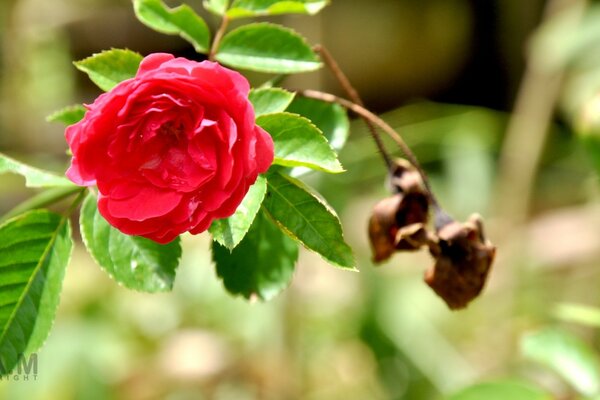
top-left (2, 0), bottom-right (600, 399)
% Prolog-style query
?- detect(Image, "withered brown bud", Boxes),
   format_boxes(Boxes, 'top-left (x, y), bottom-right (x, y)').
top-left (424, 214), bottom-right (496, 309)
top-left (368, 160), bottom-right (430, 263)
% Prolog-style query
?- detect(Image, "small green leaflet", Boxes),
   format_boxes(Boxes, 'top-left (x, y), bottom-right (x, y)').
top-left (263, 171), bottom-right (355, 269)
top-left (521, 328), bottom-right (600, 397)
top-left (210, 175), bottom-right (267, 250)
top-left (227, 0), bottom-right (329, 19)
top-left (257, 112), bottom-right (343, 173)
top-left (249, 88), bottom-right (295, 117)
top-left (80, 193), bottom-right (181, 293)
top-left (213, 210), bottom-right (298, 301)
top-left (448, 380), bottom-right (552, 400)
top-left (75, 49), bottom-right (143, 92)
top-left (134, 0), bottom-right (211, 54)
top-left (0, 153), bottom-right (74, 188)
top-left (46, 104), bottom-right (86, 126)
top-left (0, 210), bottom-right (73, 375)
top-left (215, 23), bottom-right (321, 74)
top-left (202, 0), bottom-right (229, 15)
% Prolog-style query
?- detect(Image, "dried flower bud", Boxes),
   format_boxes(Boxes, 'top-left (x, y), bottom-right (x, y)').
top-left (424, 214), bottom-right (496, 309)
top-left (368, 160), bottom-right (430, 263)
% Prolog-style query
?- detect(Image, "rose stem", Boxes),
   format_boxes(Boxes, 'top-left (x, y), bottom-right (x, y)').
top-left (209, 14), bottom-right (231, 61)
top-left (313, 44), bottom-right (393, 169)
top-left (298, 89), bottom-right (445, 216)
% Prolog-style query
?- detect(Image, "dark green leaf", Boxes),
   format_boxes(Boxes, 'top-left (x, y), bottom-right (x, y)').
top-left (213, 210), bottom-right (298, 300)
top-left (249, 88), bottom-right (295, 117)
top-left (80, 193), bottom-right (181, 293)
top-left (210, 175), bottom-right (267, 250)
top-left (202, 0), bottom-right (229, 15)
top-left (215, 23), bottom-right (321, 73)
top-left (286, 96), bottom-right (349, 151)
top-left (257, 112), bottom-right (343, 173)
top-left (0, 210), bottom-right (73, 375)
top-left (0, 153), bottom-right (74, 188)
top-left (227, 0), bottom-right (328, 19)
top-left (521, 328), bottom-right (600, 396)
top-left (74, 49), bottom-right (143, 92)
top-left (448, 380), bottom-right (552, 400)
top-left (46, 104), bottom-right (86, 126)
top-left (134, 0), bottom-right (211, 53)
top-left (263, 171), bottom-right (355, 269)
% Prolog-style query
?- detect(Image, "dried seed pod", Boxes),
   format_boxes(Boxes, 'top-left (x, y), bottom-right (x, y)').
top-left (368, 159), bottom-right (430, 263)
top-left (424, 214), bottom-right (496, 309)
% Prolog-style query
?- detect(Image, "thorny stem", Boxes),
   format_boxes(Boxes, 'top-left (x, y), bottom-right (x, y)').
top-left (209, 14), bottom-right (230, 61)
top-left (299, 89), bottom-right (442, 212)
top-left (314, 45), bottom-right (393, 168)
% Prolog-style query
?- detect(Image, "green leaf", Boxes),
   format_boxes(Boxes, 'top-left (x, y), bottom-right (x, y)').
top-left (263, 171), bottom-right (355, 269)
top-left (448, 380), bottom-right (552, 400)
top-left (249, 88), bottom-right (295, 117)
top-left (227, 0), bottom-right (328, 18)
top-left (202, 0), bottom-right (229, 15)
top-left (134, 0), bottom-right (211, 54)
top-left (46, 104), bottom-right (86, 126)
top-left (213, 210), bottom-right (298, 300)
top-left (80, 193), bottom-right (181, 293)
top-left (215, 23), bottom-right (321, 73)
top-left (0, 153), bottom-right (74, 188)
top-left (209, 175), bottom-right (267, 250)
top-left (286, 96), bottom-right (349, 151)
top-left (521, 328), bottom-right (600, 396)
top-left (74, 49), bottom-right (143, 92)
top-left (0, 210), bottom-right (73, 375)
top-left (257, 112), bottom-right (343, 173)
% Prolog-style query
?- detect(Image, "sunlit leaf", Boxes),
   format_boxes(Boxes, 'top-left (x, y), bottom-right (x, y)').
top-left (46, 104), bottom-right (86, 126)
top-left (0, 153), bottom-right (74, 188)
top-left (202, 0), bottom-right (229, 15)
top-left (134, 0), bottom-right (211, 53)
top-left (257, 112), bottom-right (343, 173)
top-left (448, 380), bottom-right (552, 400)
top-left (215, 23), bottom-right (321, 73)
top-left (249, 88), bottom-right (295, 117)
top-left (74, 49), bottom-right (143, 92)
top-left (521, 328), bottom-right (600, 396)
top-left (80, 193), bottom-right (181, 293)
top-left (213, 210), bottom-right (298, 300)
top-left (554, 303), bottom-right (600, 328)
top-left (227, 0), bottom-right (329, 18)
top-left (0, 210), bottom-right (72, 375)
top-left (210, 175), bottom-right (267, 250)
top-left (263, 171), bottom-right (355, 269)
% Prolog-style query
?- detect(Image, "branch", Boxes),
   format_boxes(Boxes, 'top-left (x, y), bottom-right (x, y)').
top-left (299, 89), bottom-right (441, 210)
top-left (314, 45), bottom-right (393, 168)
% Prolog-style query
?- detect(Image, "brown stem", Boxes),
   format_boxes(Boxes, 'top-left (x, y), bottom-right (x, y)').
top-left (299, 89), bottom-right (442, 210)
top-left (314, 44), bottom-right (393, 168)
top-left (209, 16), bottom-right (230, 61)
top-left (495, 0), bottom-right (586, 225)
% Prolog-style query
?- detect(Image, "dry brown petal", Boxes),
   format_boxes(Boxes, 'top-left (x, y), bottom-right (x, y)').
top-left (388, 159), bottom-right (426, 194)
top-left (424, 214), bottom-right (496, 309)
top-left (368, 195), bottom-right (403, 263)
top-left (394, 223), bottom-right (429, 251)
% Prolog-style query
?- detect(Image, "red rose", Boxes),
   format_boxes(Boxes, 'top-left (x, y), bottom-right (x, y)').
top-left (66, 53), bottom-right (274, 243)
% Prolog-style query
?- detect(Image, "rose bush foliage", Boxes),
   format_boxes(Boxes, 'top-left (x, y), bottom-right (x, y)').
top-left (65, 53), bottom-right (274, 243)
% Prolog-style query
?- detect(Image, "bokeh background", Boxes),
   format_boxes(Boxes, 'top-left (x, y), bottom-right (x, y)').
top-left (2, 0), bottom-right (600, 399)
